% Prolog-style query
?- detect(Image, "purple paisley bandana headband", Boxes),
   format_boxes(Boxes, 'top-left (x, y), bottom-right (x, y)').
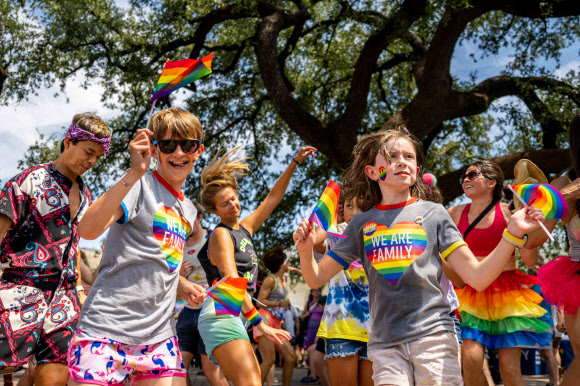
top-left (65, 123), bottom-right (111, 157)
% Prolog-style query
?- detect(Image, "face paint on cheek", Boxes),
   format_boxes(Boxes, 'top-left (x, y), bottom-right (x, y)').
top-left (379, 167), bottom-right (387, 181)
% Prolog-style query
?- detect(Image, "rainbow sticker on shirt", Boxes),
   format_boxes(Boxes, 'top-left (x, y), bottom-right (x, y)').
top-left (153, 205), bottom-right (192, 273)
top-left (363, 221), bottom-right (427, 285)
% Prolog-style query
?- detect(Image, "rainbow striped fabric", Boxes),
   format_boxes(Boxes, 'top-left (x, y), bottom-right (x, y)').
top-left (207, 277), bottom-right (247, 317)
top-left (362, 221), bottom-right (427, 285)
top-left (152, 206), bottom-right (191, 273)
top-left (150, 53), bottom-right (213, 104)
top-left (510, 184), bottom-right (568, 219)
top-left (309, 180), bottom-right (346, 238)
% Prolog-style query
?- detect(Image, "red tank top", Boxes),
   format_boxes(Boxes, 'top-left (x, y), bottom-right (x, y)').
top-left (457, 202), bottom-right (513, 257)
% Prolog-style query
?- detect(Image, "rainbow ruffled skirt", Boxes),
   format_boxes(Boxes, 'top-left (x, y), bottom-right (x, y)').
top-left (456, 270), bottom-right (552, 349)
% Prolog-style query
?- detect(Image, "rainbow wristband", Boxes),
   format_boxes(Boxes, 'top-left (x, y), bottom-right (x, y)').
top-left (244, 307), bottom-right (262, 327)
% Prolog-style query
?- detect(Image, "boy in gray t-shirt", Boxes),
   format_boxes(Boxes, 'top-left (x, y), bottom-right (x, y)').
top-left (67, 108), bottom-right (207, 384)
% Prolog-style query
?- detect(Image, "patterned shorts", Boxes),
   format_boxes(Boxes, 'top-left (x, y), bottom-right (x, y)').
top-left (0, 282), bottom-right (80, 367)
top-left (67, 329), bottom-right (186, 385)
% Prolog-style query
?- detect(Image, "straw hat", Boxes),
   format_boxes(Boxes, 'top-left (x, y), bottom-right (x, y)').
top-left (512, 159), bottom-right (548, 211)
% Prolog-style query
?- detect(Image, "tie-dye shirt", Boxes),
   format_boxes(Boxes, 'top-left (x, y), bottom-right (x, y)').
top-left (317, 226), bottom-right (370, 342)
top-left (78, 170), bottom-right (196, 345)
top-left (327, 198), bottom-right (466, 350)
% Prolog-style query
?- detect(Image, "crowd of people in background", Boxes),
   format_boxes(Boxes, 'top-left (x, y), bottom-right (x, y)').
top-left (0, 108), bottom-right (579, 386)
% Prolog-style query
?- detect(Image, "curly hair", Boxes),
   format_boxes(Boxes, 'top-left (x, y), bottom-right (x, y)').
top-left (262, 246), bottom-right (286, 273)
top-left (341, 127), bottom-right (427, 211)
top-left (199, 147), bottom-right (251, 212)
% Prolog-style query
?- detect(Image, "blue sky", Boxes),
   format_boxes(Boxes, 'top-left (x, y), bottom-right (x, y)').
top-left (0, 23), bottom-right (578, 251)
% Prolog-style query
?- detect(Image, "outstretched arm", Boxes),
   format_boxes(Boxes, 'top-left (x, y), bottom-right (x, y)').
top-left (78, 129), bottom-right (153, 240)
top-left (293, 219), bottom-right (344, 288)
top-left (241, 146), bottom-right (316, 235)
top-left (447, 206), bottom-right (544, 291)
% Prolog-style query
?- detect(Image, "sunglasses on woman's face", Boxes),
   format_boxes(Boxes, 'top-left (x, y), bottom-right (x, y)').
top-left (460, 170), bottom-right (483, 184)
top-left (153, 139), bottom-right (201, 154)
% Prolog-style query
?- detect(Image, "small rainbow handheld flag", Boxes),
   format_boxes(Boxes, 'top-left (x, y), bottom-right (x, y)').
top-left (510, 184), bottom-right (568, 220)
top-left (207, 277), bottom-right (247, 317)
top-left (308, 180), bottom-right (346, 238)
top-left (149, 53), bottom-right (213, 104)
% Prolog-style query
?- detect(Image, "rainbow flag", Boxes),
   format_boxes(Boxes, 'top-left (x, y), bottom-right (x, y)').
top-left (207, 277), bottom-right (247, 317)
top-left (510, 184), bottom-right (568, 220)
top-left (149, 53), bottom-right (214, 104)
top-left (309, 180), bottom-right (346, 238)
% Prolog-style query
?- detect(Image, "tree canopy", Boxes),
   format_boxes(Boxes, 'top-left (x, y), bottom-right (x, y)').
top-left (2, 0), bottom-right (579, 251)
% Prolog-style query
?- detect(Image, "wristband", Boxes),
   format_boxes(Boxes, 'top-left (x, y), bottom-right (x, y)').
top-left (502, 229), bottom-right (526, 248)
top-left (76, 285), bottom-right (84, 292)
top-left (244, 307), bottom-right (263, 327)
top-left (292, 158), bottom-right (300, 165)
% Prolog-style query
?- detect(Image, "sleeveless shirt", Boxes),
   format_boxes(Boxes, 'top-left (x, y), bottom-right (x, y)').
top-left (457, 202), bottom-right (513, 257)
top-left (198, 223), bottom-right (259, 293)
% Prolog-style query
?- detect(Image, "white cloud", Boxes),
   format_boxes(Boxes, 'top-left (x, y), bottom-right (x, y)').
top-left (555, 60), bottom-right (580, 79)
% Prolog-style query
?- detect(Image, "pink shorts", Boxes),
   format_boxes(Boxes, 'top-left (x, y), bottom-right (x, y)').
top-left (67, 329), bottom-right (186, 385)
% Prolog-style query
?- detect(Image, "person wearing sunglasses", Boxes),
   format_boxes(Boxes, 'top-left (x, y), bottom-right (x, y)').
top-left (447, 160), bottom-right (549, 386)
top-left (69, 107), bottom-right (207, 385)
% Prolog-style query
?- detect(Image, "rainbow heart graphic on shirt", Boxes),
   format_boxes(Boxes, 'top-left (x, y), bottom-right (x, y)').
top-left (153, 206), bottom-right (192, 273)
top-left (363, 221), bottom-right (427, 285)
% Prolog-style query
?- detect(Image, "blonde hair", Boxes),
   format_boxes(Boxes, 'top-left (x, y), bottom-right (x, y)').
top-left (200, 147), bottom-right (251, 212)
top-left (150, 107), bottom-right (203, 141)
top-left (342, 127), bottom-right (427, 211)
top-left (72, 113), bottom-right (111, 138)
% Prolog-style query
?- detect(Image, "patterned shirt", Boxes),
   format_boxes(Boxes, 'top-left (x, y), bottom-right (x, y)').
top-left (0, 163), bottom-right (91, 290)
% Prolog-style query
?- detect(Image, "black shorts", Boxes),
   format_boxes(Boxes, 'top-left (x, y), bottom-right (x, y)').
top-left (315, 338), bottom-right (326, 354)
top-left (176, 307), bottom-right (207, 355)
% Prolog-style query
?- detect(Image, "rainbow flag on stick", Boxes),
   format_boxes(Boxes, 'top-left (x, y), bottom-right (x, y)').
top-left (308, 180), bottom-right (346, 238)
top-left (510, 184), bottom-right (568, 220)
top-left (207, 277), bottom-right (247, 317)
top-left (149, 53), bottom-right (214, 104)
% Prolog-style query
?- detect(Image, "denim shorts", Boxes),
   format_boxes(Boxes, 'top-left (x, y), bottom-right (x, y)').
top-left (449, 310), bottom-right (462, 347)
top-left (325, 338), bottom-right (368, 360)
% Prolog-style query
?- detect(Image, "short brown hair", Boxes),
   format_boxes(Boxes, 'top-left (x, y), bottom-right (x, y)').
top-left (72, 113), bottom-right (112, 138)
top-left (150, 107), bottom-right (203, 142)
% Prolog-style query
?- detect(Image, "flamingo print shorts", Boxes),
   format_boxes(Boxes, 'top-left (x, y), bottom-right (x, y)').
top-left (67, 329), bottom-right (186, 385)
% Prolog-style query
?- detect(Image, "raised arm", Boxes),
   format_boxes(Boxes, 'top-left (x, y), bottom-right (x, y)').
top-left (293, 219), bottom-right (344, 288)
top-left (241, 146), bottom-right (316, 235)
top-left (78, 129), bottom-right (152, 240)
top-left (447, 206), bottom-right (544, 291)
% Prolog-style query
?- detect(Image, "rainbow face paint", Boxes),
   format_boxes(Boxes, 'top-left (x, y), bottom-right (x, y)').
top-left (379, 167), bottom-right (387, 181)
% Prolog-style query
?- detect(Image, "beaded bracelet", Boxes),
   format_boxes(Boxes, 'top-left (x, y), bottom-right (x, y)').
top-left (244, 306), bottom-right (263, 327)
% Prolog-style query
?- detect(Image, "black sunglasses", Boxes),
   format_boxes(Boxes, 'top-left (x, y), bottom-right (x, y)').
top-left (459, 170), bottom-right (484, 184)
top-left (153, 139), bottom-right (201, 154)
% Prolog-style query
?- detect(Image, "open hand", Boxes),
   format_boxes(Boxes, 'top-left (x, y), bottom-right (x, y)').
top-left (257, 322), bottom-right (291, 344)
top-left (129, 128), bottom-right (153, 176)
top-left (179, 260), bottom-right (193, 277)
top-left (294, 146), bottom-right (317, 164)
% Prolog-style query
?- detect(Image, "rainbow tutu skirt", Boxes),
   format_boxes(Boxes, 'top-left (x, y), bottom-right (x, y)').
top-left (456, 270), bottom-right (552, 349)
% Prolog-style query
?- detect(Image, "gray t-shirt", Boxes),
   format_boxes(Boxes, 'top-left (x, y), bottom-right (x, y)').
top-left (327, 198), bottom-right (466, 350)
top-left (78, 170), bottom-right (196, 344)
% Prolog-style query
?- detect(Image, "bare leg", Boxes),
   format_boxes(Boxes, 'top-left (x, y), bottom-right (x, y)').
top-left (482, 358), bottom-right (495, 386)
top-left (462, 339), bottom-right (488, 386)
top-left (310, 349), bottom-right (330, 386)
top-left (496, 347), bottom-right (524, 386)
top-left (213, 339), bottom-right (261, 386)
top-left (540, 348), bottom-right (559, 385)
top-left (327, 355), bottom-right (358, 386)
top-left (562, 311), bottom-right (580, 386)
top-left (17, 361), bottom-right (35, 386)
top-left (137, 376), bottom-right (187, 385)
top-left (35, 363), bottom-right (68, 386)
top-left (306, 344), bottom-right (317, 379)
top-left (200, 354), bottom-right (229, 386)
top-left (266, 364), bottom-right (275, 386)
top-left (273, 340), bottom-right (296, 386)
top-left (258, 337), bottom-right (276, 384)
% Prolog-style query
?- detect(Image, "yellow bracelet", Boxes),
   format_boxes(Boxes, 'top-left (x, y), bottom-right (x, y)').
top-left (502, 229), bottom-right (525, 248)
